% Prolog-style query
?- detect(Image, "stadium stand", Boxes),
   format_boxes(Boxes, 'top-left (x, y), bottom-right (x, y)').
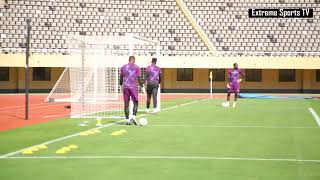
top-left (1, 0), bottom-right (320, 56)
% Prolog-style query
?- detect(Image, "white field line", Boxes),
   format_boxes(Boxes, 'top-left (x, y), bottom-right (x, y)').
top-left (143, 124), bottom-right (318, 129)
top-left (161, 105), bottom-right (179, 111)
top-left (0, 99), bottom-right (205, 158)
top-left (2, 155), bottom-right (320, 163)
top-left (161, 99), bottom-right (206, 111)
top-left (179, 101), bottom-right (200, 107)
top-left (308, 108), bottom-right (320, 127)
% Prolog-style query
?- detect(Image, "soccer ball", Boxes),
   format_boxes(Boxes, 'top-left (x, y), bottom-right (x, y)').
top-left (138, 118), bottom-right (148, 126)
top-left (221, 102), bottom-right (229, 107)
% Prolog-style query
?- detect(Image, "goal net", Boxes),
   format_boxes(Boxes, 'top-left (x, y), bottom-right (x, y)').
top-left (45, 34), bottom-right (161, 119)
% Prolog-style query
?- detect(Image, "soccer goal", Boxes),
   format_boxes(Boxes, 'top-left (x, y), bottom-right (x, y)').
top-left (45, 34), bottom-right (161, 119)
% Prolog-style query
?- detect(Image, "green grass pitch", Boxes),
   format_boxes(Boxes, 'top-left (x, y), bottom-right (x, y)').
top-left (1, 98), bottom-right (320, 180)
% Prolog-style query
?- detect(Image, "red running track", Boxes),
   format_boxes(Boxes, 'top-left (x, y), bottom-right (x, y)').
top-left (0, 95), bottom-right (70, 132)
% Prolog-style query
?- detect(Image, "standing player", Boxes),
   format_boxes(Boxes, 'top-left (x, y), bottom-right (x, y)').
top-left (120, 56), bottom-right (144, 125)
top-left (224, 63), bottom-right (244, 108)
top-left (145, 58), bottom-right (162, 113)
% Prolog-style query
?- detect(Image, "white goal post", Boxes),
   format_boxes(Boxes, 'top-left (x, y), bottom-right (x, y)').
top-left (45, 34), bottom-right (161, 119)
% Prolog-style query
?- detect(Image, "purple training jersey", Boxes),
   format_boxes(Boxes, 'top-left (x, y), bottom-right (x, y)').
top-left (120, 63), bottom-right (141, 89)
top-left (228, 68), bottom-right (243, 84)
top-left (146, 64), bottom-right (162, 84)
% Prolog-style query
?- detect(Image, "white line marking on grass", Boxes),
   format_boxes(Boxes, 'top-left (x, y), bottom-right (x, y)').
top-left (161, 105), bottom-right (179, 111)
top-left (3, 155), bottom-right (320, 163)
top-left (0, 99), bottom-right (205, 158)
top-left (161, 99), bottom-right (207, 111)
top-left (145, 124), bottom-right (318, 129)
top-left (308, 108), bottom-right (320, 127)
top-left (179, 101), bottom-right (200, 107)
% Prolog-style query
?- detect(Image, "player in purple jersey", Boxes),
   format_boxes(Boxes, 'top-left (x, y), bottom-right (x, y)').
top-left (145, 58), bottom-right (162, 113)
top-left (225, 63), bottom-right (244, 107)
top-left (120, 56), bottom-right (144, 125)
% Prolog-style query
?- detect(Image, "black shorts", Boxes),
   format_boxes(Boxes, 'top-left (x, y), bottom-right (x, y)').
top-left (146, 83), bottom-right (159, 95)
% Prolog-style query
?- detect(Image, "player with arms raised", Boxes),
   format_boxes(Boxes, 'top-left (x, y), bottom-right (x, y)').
top-left (120, 56), bottom-right (144, 125)
top-left (224, 63), bottom-right (244, 108)
top-left (145, 58), bottom-right (162, 113)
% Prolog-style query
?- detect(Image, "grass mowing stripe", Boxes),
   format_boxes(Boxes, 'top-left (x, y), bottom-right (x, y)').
top-left (0, 99), bottom-right (205, 158)
top-left (3, 155), bottom-right (320, 163)
top-left (308, 107), bottom-right (320, 127)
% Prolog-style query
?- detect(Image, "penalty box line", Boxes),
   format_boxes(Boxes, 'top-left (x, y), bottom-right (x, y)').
top-left (3, 155), bottom-right (320, 163)
top-left (308, 107), bottom-right (320, 127)
top-left (0, 99), bottom-right (207, 158)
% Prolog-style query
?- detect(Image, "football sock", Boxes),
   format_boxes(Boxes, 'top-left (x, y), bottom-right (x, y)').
top-left (133, 101), bottom-right (138, 116)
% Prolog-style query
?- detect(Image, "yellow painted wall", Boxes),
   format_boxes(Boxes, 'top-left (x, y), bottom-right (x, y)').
top-left (241, 69), bottom-right (303, 90)
top-left (303, 70), bottom-right (320, 90)
top-left (0, 67), bottom-right (64, 90)
top-left (1, 53), bottom-right (320, 69)
top-left (0, 67), bottom-right (319, 92)
top-left (0, 54), bottom-right (319, 92)
top-left (163, 68), bottom-right (319, 91)
top-left (0, 67), bottom-right (18, 89)
top-left (16, 67), bottom-right (64, 90)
